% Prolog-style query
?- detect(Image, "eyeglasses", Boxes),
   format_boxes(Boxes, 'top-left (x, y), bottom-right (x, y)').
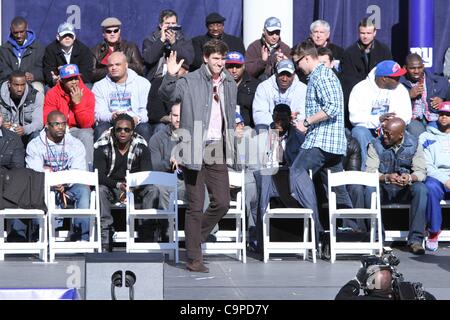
top-left (104, 28), bottom-right (120, 34)
top-left (115, 127), bottom-right (133, 133)
top-left (48, 121), bottom-right (67, 128)
top-left (213, 85), bottom-right (220, 103)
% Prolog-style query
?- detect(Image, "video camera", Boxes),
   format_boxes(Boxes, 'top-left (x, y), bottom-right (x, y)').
top-left (167, 25), bottom-right (182, 31)
top-left (360, 248), bottom-right (428, 300)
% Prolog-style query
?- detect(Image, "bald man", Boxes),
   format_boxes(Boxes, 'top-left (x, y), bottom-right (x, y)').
top-left (366, 117), bottom-right (428, 255)
top-left (92, 52), bottom-right (151, 141)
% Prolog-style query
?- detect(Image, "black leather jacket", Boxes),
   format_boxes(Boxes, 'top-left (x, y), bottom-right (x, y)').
top-left (343, 130), bottom-right (361, 171)
top-left (91, 39), bottom-right (145, 83)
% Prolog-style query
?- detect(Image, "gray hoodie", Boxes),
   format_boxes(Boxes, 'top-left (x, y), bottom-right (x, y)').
top-left (92, 68), bottom-right (150, 123)
top-left (26, 129), bottom-right (87, 172)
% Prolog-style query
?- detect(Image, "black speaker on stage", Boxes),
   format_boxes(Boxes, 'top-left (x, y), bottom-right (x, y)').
top-left (85, 252), bottom-right (164, 300)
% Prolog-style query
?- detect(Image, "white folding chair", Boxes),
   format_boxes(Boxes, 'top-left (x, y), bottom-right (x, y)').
top-left (202, 170), bottom-right (247, 263)
top-left (46, 169), bottom-right (102, 262)
top-left (327, 170), bottom-right (383, 263)
top-left (126, 171), bottom-right (179, 263)
top-left (263, 205), bottom-right (316, 263)
top-left (0, 209), bottom-right (47, 262)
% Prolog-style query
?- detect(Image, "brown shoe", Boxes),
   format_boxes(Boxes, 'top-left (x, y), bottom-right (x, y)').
top-left (409, 242), bottom-right (425, 255)
top-left (186, 260), bottom-right (209, 273)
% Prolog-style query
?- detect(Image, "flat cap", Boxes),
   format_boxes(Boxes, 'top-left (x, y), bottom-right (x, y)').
top-left (205, 12), bottom-right (225, 25)
top-left (101, 17), bottom-right (122, 28)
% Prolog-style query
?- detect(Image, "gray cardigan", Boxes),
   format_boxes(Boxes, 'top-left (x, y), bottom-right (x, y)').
top-left (159, 64), bottom-right (237, 171)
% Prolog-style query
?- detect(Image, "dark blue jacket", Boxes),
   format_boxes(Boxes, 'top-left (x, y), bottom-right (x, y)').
top-left (400, 70), bottom-right (449, 114)
top-left (372, 132), bottom-right (418, 175)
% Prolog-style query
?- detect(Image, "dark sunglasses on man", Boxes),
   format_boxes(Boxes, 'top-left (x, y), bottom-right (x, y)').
top-left (115, 127), bottom-right (133, 133)
top-left (104, 28), bottom-right (120, 34)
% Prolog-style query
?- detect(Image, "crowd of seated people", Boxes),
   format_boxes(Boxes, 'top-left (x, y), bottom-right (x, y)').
top-left (0, 10), bottom-right (449, 262)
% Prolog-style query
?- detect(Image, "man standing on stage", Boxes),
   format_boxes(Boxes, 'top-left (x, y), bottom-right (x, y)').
top-left (159, 40), bottom-right (237, 272)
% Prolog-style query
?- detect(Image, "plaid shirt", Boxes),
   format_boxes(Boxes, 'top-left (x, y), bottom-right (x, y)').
top-left (302, 64), bottom-right (347, 155)
top-left (410, 76), bottom-right (439, 122)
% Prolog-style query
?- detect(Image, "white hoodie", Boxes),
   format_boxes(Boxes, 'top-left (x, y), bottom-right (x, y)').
top-left (349, 67), bottom-right (411, 129)
top-left (252, 74), bottom-right (307, 127)
top-left (93, 68), bottom-right (150, 123)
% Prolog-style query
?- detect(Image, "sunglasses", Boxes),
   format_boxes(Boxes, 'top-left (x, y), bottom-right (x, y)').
top-left (104, 28), bottom-right (120, 34)
top-left (294, 55), bottom-right (306, 65)
top-left (115, 127), bottom-right (133, 133)
top-left (48, 121), bottom-right (67, 128)
top-left (60, 33), bottom-right (74, 39)
top-left (266, 30), bottom-right (280, 36)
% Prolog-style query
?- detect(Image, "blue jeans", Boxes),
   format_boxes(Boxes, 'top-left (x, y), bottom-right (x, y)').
top-left (10, 183), bottom-right (91, 241)
top-left (425, 177), bottom-right (450, 234)
top-left (351, 126), bottom-right (378, 171)
top-left (65, 183), bottom-right (91, 241)
top-left (366, 182), bottom-right (427, 244)
top-left (291, 148), bottom-right (353, 209)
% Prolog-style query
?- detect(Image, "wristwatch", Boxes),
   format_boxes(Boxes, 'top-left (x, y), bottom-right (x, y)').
top-left (303, 119), bottom-right (310, 128)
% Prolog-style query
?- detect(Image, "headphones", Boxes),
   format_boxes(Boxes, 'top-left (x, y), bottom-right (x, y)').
top-left (111, 270), bottom-right (136, 300)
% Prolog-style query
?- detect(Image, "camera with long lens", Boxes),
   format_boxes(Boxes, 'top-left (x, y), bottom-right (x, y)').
top-left (360, 249), bottom-right (428, 300)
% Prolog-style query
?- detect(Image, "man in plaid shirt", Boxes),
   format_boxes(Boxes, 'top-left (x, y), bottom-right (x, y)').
top-left (291, 41), bottom-right (352, 209)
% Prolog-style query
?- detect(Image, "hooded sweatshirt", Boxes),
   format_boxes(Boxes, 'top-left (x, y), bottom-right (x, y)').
top-left (43, 77), bottom-right (95, 128)
top-left (0, 81), bottom-right (43, 135)
top-left (7, 30), bottom-right (37, 61)
top-left (349, 67), bottom-right (412, 129)
top-left (419, 125), bottom-right (450, 185)
top-left (92, 68), bottom-right (150, 123)
top-left (252, 74), bottom-right (307, 127)
top-left (26, 129), bottom-right (87, 172)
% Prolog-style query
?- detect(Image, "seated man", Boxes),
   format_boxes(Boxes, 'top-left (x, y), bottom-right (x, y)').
top-left (91, 17), bottom-right (144, 83)
top-left (252, 59), bottom-right (307, 131)
top-left (419, 101), bottom-right (450, 251)
top-left (44, 64), bottom-right (95, 166)
top-left (24, 111), bottom-right (91, 241)
top-left (250, 104), bottom-right (322, 251)
top-left (245, 17), bottom-right (290, 81)
top-left (400, 53), bottom-right (449, 137)
top-left (365, 117), bottom-right (427, 254)
top-left (0, 16), bottom-right (45, 93)
top-left (43, 22), bottom-right (93, 88)
top-left (225, 51), bottom-right (260, 128)
top-left (349, 60), bottom-right (411, 169)
top-left (92, 52), bottom-right (151, 142)
top-left (94, 113), bottom-right (153, 252)
top-left (0, 112), bottom-right (25, 170)
top-left (0, 70), bottom-right (43, 145)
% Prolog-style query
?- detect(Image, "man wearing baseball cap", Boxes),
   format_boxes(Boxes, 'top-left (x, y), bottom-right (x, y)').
top-left (43, 22), bottom-right (93, 88)
top-left (252, 59), bottom-right (306, 130)
top-left (225, 51), bottom-right (260, 127)
top-left (44, 63), bottom-right (95, 166)
top-left (91, 17), bottom-right (144, 83)
top-left (419, 101), bottom-right (450, 252)
top-left (348, 59), bottom-right (411, 169)
top-left (246, 17), bottom-right (291, 81)
top-left (190, 12), bottom-right (245, 71)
